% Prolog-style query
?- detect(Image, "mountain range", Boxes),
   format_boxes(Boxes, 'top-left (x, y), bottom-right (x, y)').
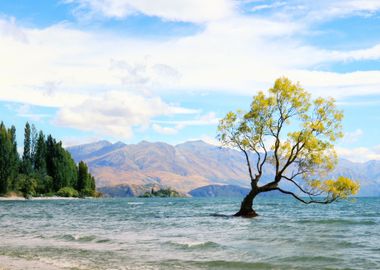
top-left (67, 140), bottom-right (380, 197)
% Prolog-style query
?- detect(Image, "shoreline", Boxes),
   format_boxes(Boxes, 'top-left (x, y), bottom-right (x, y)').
top-left (0, 196), bottom-right (80, 201)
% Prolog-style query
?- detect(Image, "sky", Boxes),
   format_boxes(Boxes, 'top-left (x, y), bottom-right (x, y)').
top-left (1, 0), bottom-right (380, 162)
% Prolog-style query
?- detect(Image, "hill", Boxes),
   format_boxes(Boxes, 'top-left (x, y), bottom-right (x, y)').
top-left (67, 140), bottom-right (380, 196)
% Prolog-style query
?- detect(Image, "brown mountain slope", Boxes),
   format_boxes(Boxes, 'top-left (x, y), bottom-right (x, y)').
top-left (67, 140), bottom-right (380, 196)
top-left (68, 140), bottom-right (252, 192)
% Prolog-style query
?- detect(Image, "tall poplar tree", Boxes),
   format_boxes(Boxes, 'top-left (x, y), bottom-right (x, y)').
top-left (34, 131), bottom-right (47, 174)
top-left (22, 122), bottom-right (32, 175)
top-left (0, 122), bottom-right (10, 194)
top-left (77, 161), bottom-right (88, 192)
top-left (8, 125), bottom-right (19, 190)
top-left (31, 124), bottom-right (38, 169)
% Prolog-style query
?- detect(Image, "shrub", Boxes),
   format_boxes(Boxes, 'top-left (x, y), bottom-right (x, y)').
top-left (15, 174), bottom-right (37, 198)
top-left (80, 188), bottom-right (95, 197)
top-left (56, 187), bottom-right (79, 197)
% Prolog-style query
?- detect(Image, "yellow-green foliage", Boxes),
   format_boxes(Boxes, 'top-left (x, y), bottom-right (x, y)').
top-left (218, 77), bottom-right (359, 202)
top-left (310, 177), bottom-right (360, 199)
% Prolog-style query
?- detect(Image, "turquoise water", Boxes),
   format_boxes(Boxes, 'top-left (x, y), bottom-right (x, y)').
top-left (0, 197), bottom-right (379, 269)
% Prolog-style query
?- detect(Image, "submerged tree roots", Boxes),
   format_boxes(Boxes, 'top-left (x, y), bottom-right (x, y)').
top-left (234, 210), bottom-right (258, 218)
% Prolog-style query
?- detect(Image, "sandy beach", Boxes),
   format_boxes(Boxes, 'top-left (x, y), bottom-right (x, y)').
top-left (0, 255), bottom-right (64, 270)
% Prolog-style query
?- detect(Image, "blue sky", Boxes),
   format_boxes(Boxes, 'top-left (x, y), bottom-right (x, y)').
top-left (1, 0), bottom-right (380, 162)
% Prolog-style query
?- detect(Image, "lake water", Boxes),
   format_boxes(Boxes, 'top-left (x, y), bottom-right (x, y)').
top-left (0, 197), bottom-right (379, 270)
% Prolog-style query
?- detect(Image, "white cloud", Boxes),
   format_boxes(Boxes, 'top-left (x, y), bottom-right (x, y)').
top-left (154, 112), bottom-right (219, 128)
top-left (314, 0), bottom-right (380, 19)
top-left (337, 99), bottom-right (380, 107)
top-left (1, 15), bottom-right (380, 107)
top-left (66, 0), bottom-right (235, 23)
top-left (262, 0), bottom-right (380, 22)
top-left (0, 17), bottom-right (28, 42)
top-left (110, 58), bottom-right (181, 96)
top-left (67, 0), bottom-right (380, 23)
top-left (151, 112), bottom-right (220, 135)
top-left (251, 1), bottom-right (287, 12)
top-left (337, 146), bottom-right (380, 163)
top-left (6, 103), bottom-right (51, 122)
top-left (152, 124), bottom-right (179, 135)
top-left (54, 91), bottom-right (197, 139)
top-left (342, 129), bottom-right (364, 144)
top-left (1, 1), bottom-right (380, 139)
top-left (61, 136), bottom-right (103, 147)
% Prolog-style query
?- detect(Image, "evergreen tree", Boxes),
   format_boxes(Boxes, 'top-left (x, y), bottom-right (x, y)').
top-left (77, 161), bottom-right (97, 196)
top-left (8, 125), bottom-right (19, 190)
top-left (34, 131), bottom-right (47, 174)
top-left (22, 122), bottom-right (32, 175)
top-left (46, 137), bottom-right (77, 191)
top-left (90, 176), bottom-right (96, 192)
top-left (45, 134), bottom-right (56, 178)
top-left (0, 123), bottom-right (19, 194)
top-left (33, 131), bottom-right (49, 194)
top-left (0, 122), bottom-right (10, 194)
top-left (77, 161), bottom-right (88, 191)
top-left (30, 124), bottom-right (38, 168)
top-left (0, 121), bottom-right (96, 197)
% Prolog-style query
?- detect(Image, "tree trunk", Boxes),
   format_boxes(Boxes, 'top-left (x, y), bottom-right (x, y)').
top-left (234, 189), bottom-right (259, 218)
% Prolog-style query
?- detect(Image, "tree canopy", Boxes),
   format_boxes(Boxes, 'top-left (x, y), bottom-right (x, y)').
top-left (218, 77), bottom-right (359, 217)
top-left (0, 121), bottom-right (97, 198)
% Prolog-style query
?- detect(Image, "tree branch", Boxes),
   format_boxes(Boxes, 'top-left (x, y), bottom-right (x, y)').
top-left (258, 138), bottom-right (267, 175)
top-left (275, 188), bottom-right (337, 204)
top-left (282, 176), bottom-right (323, 197)
top-left (237, 144), bottom-right (255, 186)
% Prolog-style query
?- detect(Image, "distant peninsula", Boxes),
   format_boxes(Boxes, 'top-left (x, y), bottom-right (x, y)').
top-left (139, 187), bottom-right (185, 198)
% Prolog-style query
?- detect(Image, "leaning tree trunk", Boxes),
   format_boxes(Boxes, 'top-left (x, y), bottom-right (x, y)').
top-left (234, 189), bottom-right (259, 217)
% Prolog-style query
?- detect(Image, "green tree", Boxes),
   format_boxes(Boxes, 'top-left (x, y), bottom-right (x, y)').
top-left (46, 136), bottom-right (78, 191)
top-left (34, 131), bottom-right (47, 174)
top-left (77, 161), bottom-right (88, 191)
top-left (0, 123), bottom-right (20, 194)
top-left (8, 125), bottom-right (20, 190)
top-left (22, 122), bottom-right (32, 175)
top-left (218, 77), bottom-right (359, 217)
top-left (77, 161), bottom-right (96, 196)
top-left (45, 134), bottom-right (56, 178)
top-left (90, 176), bottom-right (96, 191)
top-left (35, 175), bottom-right (53, 195)
top-left (16, 174), bottom-right (37, 198)
top-left (31, 124), bottom-right (38, 168)
top-left (56, 187), bottom-right (79, 197)
top-left (0, 121), bottom-right (96, 197)
top-left (0, 122), bottom-right (11, 194)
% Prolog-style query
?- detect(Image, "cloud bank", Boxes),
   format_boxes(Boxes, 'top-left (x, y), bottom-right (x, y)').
top-left (0, 1), bottom-right (380, 145)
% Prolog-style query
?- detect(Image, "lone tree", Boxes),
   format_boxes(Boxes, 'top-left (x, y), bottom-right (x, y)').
top-left (218, 77), bottom-right (359, 217)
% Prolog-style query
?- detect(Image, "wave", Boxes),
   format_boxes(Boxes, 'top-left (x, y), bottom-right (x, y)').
top-left (166, 240), bottom-right (221, 250)
top-left (283, 255), bottom-right (341, 263)
top-left (56, 234), bottom-right (111, 243)
top-left (209, 213), bottom-right (234, 218)
top-left (160, 260), bottom-right (280, 270)
top-left (297, 219), bottom-right (376, 226)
